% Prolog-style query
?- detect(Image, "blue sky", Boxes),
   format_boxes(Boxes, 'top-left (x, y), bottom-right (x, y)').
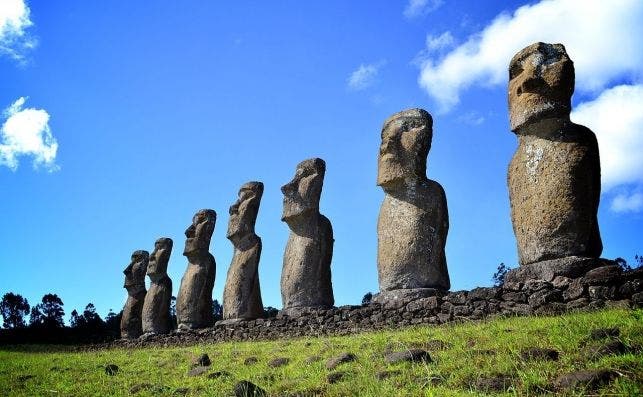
top-left (1, 0), bottom-right (642, 320)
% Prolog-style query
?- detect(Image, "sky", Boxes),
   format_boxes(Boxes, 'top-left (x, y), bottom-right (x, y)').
top-left (1, 0), bottom-right (642, 320)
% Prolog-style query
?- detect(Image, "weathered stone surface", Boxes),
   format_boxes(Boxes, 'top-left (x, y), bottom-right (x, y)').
top-left (327, 372), bottom-right (345, 384)
top-left (268, 357), bottom-right (289, 368)
top-left (505, 256), bottom-right (604, 283)
top-left (553, 369), bottom-right (618, 391)
top-left (188, 366), bottom-right (209, 377)
top-left (104, 364), bottom-right (119, 376)
top-left (384, 349), bottom-right (431, 364)
top-left (142, 238), bottom-right (173, 336)
top-left (280, 158), bottom-right (334, 314)
top-left (176, 209), bottom-right (217, 330)
top-left (326, 352), bottom-right (356, 370)
top-left (474, 375), bottom-right (513, 392)
top-left (468, 287), bottom-right (500, 301)
top-left (121, 250), bottom-right (149, 339)
top-left (583, 265), bottom-right (622, 285)
top-left (377, 109), bottom-right (450, 294)
top-left (507, 42), bottom-right (602, 266)
top-left (374, 288), bottom-right (441, 309)
top-left (223, 182), bottom-right (264, 321)
top-left (234, 380), bottom-right (267, 397)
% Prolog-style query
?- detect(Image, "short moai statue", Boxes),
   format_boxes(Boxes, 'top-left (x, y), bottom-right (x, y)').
top-left (505, 42), bottom-right (603, 282)
top-left (221, 182), bottom-right (264, 322)
top-left (375, 108), bottom-right (450, 304)
top-left (176, 209), bottom-right (216, 329)
top-left (120, 250), bottom-right (149, 339)
top-left (142, 237), bottom-right (173, 335)
top-left (280, 158), bottom-right (334, 315)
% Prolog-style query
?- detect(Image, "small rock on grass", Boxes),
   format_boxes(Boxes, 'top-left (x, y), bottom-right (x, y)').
top-left (173, 387), bottom-right (190, 395)
top-left (520, 347), bottom-right (559, 361)
top-left (587, 340), bottom-right (628, 359)
top-left (384, 349), bottom-right (431, 364)
top-left (327, 371), bottom-right (345, 384)
top-left (195, 353), bottom-right (211, 367)
top-left (474, 375), bottom-right (514, 392)
top-left (244, 356), bottom-right (259, 366)
top-left (188, 366), bottom-right (209, 377)
top-left (590, 327), bottom-right (620, 340)
top-left (305, 355), bottom-right (321, 364)
top-left (425, 339), bottom-right (451, 351)
top-left (553, 369), bottom-right (619, 391)
top-left (268, 357), bottom-right (290, 368)
top-left (376, 370), bottom-right (401, 380)
top-left (234, 380), bottom-right (267, 397)
top-left (326, 352), bottom-right (356, 370)
top-left (207, 370), bottom-right (231, 379)
top-left (105, 364), bottom-right (119, 376)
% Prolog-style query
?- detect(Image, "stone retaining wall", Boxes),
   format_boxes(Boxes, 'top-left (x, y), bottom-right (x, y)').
top-left (112, 263), bottom-right (642, 348)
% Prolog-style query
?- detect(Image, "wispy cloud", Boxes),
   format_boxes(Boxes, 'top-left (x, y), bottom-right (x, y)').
top-left (610, 192), bottom-right (643, 213)
top-left (347, 61), bottom-right (386, 91)
top-left (1, 97), bottom-right (59, 172)
top-left (417, 0), bottom-right (643, 112)
top-left (457, 111), bottom-right (485, 126)
top-left (403, 0), bottom-right (444, 19)
top-left (0, 0), bottom-right (37, 63)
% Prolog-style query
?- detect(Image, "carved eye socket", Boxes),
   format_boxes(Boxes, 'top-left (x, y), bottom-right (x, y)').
top-left (509, 63), bottom-right (523, 80)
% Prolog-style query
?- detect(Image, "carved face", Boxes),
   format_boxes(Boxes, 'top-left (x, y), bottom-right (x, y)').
top-left (281, 158), bottom-right (325, 222)
top-left (377, 108), bottom-right (432, 188)
top-left (508, 42), bottom-right (574, 131)
top-left (227, 182), bottom-right (263, 241)
top-left (123, 250), bottom-right (149, 293)
top-left (147, 238), bottom-right (173, 277)
top-left (183, 209), bottom-right (216, 257)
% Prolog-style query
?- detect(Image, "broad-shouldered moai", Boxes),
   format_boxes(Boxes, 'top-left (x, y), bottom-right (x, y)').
top-left (222, 182), bottom-right (264, 322)
top-left (375, 108), bottom-right (450, 303)
top-left (280, 158), bottom-right (334, 315)
top-left (120, 250), bottom-right (149, 339)
top-left (176, 209), bottom-right (216, 329)
top-left (506, 42), bottom-right (602, 281)
top-left (142, 237), bottom-right (173, 335)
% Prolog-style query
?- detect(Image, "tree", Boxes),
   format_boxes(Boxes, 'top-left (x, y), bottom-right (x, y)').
top-left (0, 292), bottom-right (30, 329)
top-left (492, 263), bottom-right (509, 287)
top-left (634, 254), bottom-right (642, 269)
top-left (614, 257), bottom-right (631, 271)
top-left (81, 303), bottom-right (105, 331)
top-left (104, 309), bottom-right (122, 333)
top-left (70, 309), bottom-right (83, 328)
top-left (263, 306), bottom-right (278, 318)
top-left (28, 305), bottom-right (44, 327)
top-left (362, 292), bottom-right (373, 305)
top-left (39, 294), bottom-right (65, 328)
top-left (212, 299), bottom-right (223, 322)
top-left (169, 296), bottom-right (177, 330)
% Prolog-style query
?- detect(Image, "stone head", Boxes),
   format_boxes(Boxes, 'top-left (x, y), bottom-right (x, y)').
top-left (183, 209), bottom-right (216, 258)
top-left (148, 237), bottom-right (173, 278)
top-left (377, 108), bottom-right (432, 188)
top-left (227, 181), bottom-right (264, 242)
top-left (281, 158), bottom-right (326, 222)
top-left (508, 42), bottom-right (574, 132)
top-left (123, 250), bottom-right (149, 294)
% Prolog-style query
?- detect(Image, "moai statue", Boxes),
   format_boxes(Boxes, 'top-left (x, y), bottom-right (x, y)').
top-left (280, 158), bottom-right (334, 315)
top-left (221, 182), bottom-right (264, 323)
top-left (506, 42), bottom-right (602, 281)
top-left (120, 250), bottom-right (149, 339)
top-left (176, 209), bottom-right (216, 329)
top-left (142, 237), bottom-right (173, 335)
top-left (374, 108), bottom-right (450, 304)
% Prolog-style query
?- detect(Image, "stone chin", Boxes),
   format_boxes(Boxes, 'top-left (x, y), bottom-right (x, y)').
top-left (509, 96), bottom-right (570, 132)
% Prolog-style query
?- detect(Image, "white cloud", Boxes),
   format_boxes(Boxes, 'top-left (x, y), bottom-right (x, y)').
top-left (404, 0), bottom-right (444, 19)
top-left (0, 97), bottom-right (59, 172)
top-left (457, 111), bottom-right (485, 126)
top-left (610, 192), bottom-right (643, 213)
top-left (347, 61), bottom-right (386, 91)
top-left (426, 32), bottom-right (455, 52)
top-left (0, 0), bottom-right (36, 62)
top-left (418, 0), bottom-right (643, 112)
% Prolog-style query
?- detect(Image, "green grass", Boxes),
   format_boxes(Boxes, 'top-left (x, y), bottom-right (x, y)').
top-left (1, 308), bottom-right (642, 396)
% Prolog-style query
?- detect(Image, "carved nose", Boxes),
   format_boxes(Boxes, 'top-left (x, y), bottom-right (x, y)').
top-left (281, 181), bottom-right (296, 195)
top-left (518, 77), bottom-right (544, 95)
top-left (229, 203), bottom-right (239, 215)
top-left (185, 224), bottom-right (195, 237)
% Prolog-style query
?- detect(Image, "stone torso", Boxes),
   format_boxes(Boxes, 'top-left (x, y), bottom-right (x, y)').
top-left (142, 276), bottom-right (172, 334)
top-left (377, 179), bottom-right (450, 291)
top-left (121, 291), bottom-right (145, 339)
top-left (281, 215), bottom-right (334, 309)
top-left (508, 122), bottom-right (602, 265)
top-left (223, 236), bottom-right (263, 320)
top-left (176, 255), bottom-right (215, 328)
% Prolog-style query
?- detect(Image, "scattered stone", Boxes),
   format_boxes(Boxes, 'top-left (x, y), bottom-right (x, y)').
top-left (583, 265), bottom-right (622, 285)
top-left (173, 387), bottom-right (190, 396)
top-left (207, 370), bottom-right (231, 379)
top-left (384, 349), bottom-right (431, 364)
top-left (280, 158), bottom-right (334, 314)
top-left (376, 370), bottom-right (401, 380)
top-left (587, 340), bottom-right (628, 359)
top-left (243, 357), bottom-right (259, 366)
top-left (129, 383), bottom-right (152, 394)
top-left (326, 352), bottom-right (356, 370)
top-left (590, 327), bottom-right (620, 340)
top-left (520, 347), bottom-right (559, 361)
top-left (195, 353), bottom-right (211, 367)
top-left (121, 250), bottom-right (149, 339)
top-left (305, 355), bottom-right (321, 364)
top-left (234, 380), bottom-right (267, 397)
top-left (187, 366), bottom-right (209, 377)
top-left (142, 238), bottom-right (173, 335)
top-left (176, 209), bottom-right (217, 330)
top-left (425, 339), bottom-right (451, 351)
top-left (475, 375), bottom-right (514, 392)
top-left (553, 369), bottom-right (618, 391)
top-left (377, 108), bottom-right (450, 295)
top-left (268, 357), bottom-right (289, 368)
top-left (223, 182), bottom-right (265, 321)
top-left (326, 372), bottom-right (345, 384)
top-left (105, 364), bottom-right (119, 376)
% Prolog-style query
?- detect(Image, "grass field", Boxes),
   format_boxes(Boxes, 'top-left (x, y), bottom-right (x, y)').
top-left (1, 308), bottom-right (642, 396)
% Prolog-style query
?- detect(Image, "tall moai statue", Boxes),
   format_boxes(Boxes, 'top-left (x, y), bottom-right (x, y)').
top-left (142, 237), bottom-right (173, 335)
top-left (506, 42), bottom-right (602, 281)
top-left (120, 250), bottom-right (149, 339)
top-left (222, 182), bottom-right (264, 322)
top-left (375, 108), bottom-right (450, 303)
top-left (280, 158), bottom-right (334, 315)
top-left (176, 209), bottom-right (216, 329)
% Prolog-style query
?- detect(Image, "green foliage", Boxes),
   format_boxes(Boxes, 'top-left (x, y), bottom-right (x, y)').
top-left (492, 262), bottom-right (509, 286)
top-left (0, 293), bottom-right (30, 329)
top-left (362, 292), bottom-right (373, 305)
top-left (1, 308), bottom-right (641, 396)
